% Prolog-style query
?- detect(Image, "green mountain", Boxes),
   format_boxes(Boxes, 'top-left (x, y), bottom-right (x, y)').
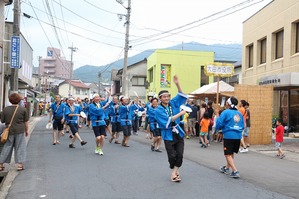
top-left (73, 42), bottom-right (242, 83)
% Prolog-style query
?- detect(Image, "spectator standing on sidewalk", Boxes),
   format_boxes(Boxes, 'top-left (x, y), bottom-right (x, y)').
top-left (65, 97), bottom-right (87, 148)
top-left (244, 102), bottom-right (251, 148)
top-left (216, 96), bottom-right (244, 178)
top-left (49, 95), bottom-right (66, 145)
top-left (206, 101), bottom-right (214, 144)
top-left (155, 75), bottom-right (188, 182)
top-left (239, 100), bottom-right (248, 153)
top-left (199, 112), bottom-right (210, 148)
top-left (275, 118), bottom-right (285, 159)
top-left (188, 100), bottom-right (198, 137)
top-left (38, 101), bottom-right (44, 115)
top-left (0, 93), bottom-right (29, 171)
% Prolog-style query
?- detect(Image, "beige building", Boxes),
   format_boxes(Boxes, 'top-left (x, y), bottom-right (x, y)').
top-left (115, 59), bottom-right (147, 101)
top-left (243, 0), bottom-right (299, 130)
top-left (39, 47), bottom-right (72, 79)
top-left (59, 80), bottom-right (89, 99)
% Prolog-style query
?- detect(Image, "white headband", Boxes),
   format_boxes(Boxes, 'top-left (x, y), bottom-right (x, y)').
top-left (227, 98), bottom-right (235, 108)
top-left (159, 92), bottom-right (170, 97)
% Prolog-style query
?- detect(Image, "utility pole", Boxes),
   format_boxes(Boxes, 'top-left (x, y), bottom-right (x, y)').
top-left (117, 0), bottom-right (131, 97)
top-left (10, 0), bottom-right (20, 93)
top-left (0, 0), bottom-right (5, 110)
top-left (68, 43), bottom-right (77, 97)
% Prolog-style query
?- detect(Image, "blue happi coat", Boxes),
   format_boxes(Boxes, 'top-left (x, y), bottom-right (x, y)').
top-left (155, 92), bottom-right (188, 141)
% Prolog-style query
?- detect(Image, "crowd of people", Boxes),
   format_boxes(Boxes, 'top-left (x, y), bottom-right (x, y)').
top-left (0, 76), bottom-right (286, 182)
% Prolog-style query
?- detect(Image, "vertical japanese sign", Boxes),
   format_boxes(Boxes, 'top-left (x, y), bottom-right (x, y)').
top-left (160, 65), bottom-right (171, 88)
top-left (10, 36), bottom-right (21, 69)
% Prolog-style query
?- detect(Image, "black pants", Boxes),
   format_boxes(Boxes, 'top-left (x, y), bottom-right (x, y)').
top-left (132, 117), bottom-right (139, 133)
top-left (164, 132), bottom-right (184, 169)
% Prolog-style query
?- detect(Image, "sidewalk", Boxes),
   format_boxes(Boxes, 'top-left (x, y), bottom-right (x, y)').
top-left (0, 116), bottom-right (43, 199)
top-left (250, 138), bottom-right (299, 163)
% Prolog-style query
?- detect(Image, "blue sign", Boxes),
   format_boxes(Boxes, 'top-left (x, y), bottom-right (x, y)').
top-left (10, 36), bottom-right (21, 68)
top-left (47, 50), bottom-right (53, 57)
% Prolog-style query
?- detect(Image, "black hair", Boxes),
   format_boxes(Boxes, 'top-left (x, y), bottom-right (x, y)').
top-left (151, 97), bottom-right (158, 103)
top-left (276, 118), bottom-right (283, 124)
top-left (148, 95), bottom-right (153, 100)
top-left (158, 90), bottom-right (169, 98)
top-left (203, 112), bottom-right (209, 119)
top-left (201, 103), bottom-right (207, 108)
top-left (230, 96), bottom-right (238, 106)
top-left (240, 99), bottom-right (247, 107)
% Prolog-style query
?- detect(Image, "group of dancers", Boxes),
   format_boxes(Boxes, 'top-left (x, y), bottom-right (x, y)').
top-left (49, 75), bottom-right (245, 181)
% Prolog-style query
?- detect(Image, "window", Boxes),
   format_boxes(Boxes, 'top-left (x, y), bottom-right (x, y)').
top-left (259, 38), bottom-right (267, 64)
top-left (132, 77), bottom-right (145, 86)
top-left (275, 30), bottom-right (284, 59)
top-left (76, 89), bottom-right (80, 94)
top-left (247, 44), bottom-right (253, 68)
top-left (160, 65), bottom-right (171, 88)
top-left (200, 65), bottom-right (209, 87)
top-left (148, 68), bottom-right (153, 83)
top-left (296, 22), bottom-right (299, 53)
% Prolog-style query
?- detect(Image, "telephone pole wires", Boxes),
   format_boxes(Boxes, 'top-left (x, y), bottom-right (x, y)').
top-left (10, 0), bottom-right (20, 93)
top-left (68, 43), bottom-right (77, 96)
top-left (117, 0), bottom-right (131, 97)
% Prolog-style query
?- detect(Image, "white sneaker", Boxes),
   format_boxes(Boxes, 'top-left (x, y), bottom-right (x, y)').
top-left (239, 148), bottom-right (248, 153)
top-left (95, 147), bottom-right (99, 154)
top-left (99, 148), bottom-right (104, 155)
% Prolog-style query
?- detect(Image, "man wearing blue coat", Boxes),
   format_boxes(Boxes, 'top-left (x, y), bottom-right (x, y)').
top-left (155, 75), bottom-right (188, 182)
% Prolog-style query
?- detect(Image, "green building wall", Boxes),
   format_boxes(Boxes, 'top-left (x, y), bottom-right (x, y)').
top-left (147, 49), bottom-right (215, 97)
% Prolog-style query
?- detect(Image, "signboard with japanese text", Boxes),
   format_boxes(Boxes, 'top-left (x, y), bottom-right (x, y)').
top-left (10, 36), bottom-right (21, 69)
top-left (160, 65), bottom-right (171, 88)
top-left (205, 62), bottom-right (234, 77)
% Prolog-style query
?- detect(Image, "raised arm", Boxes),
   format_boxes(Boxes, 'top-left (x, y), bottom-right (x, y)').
top-left (173, 75), bottom-right (182, 93)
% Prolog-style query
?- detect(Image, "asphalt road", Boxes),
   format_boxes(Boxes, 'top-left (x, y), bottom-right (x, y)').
top-left (2, 116), bottom-right (297, 199)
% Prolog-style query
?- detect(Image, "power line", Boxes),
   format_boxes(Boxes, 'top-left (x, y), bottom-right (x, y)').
top-left (43, 0), bottom-right (67, 58)
top-left (58, 0), bottom-right (70, 45)
top-left (131, 0), bottom-right (265, 46)
top-left (83, 0), bottom-right (120, 15)
top-left (51, 0), bottom-right (125, 35)
top-left (22, 1), bottom-right (125, 41)
top-left (28, 1), bottom-right (72, 75)
top-left (23, 12), bottom-right (124, 48)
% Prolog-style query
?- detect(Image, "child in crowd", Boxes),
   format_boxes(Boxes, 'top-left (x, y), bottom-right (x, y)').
top-left (212, 107), bottom-right (220, 142)
top-left (199, 112), bottom-right (210, 148)
top-left (275, 118), bottom-right (285, 159)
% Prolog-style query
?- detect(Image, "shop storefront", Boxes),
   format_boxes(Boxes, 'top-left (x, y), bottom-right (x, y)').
top-left (259, 72), bottom-right (299, 132)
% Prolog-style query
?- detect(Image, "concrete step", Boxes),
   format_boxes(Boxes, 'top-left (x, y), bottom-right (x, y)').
top-left (288, 133), bottom-right (299, 138)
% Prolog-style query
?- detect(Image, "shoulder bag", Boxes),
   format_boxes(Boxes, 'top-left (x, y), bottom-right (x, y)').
top-left (1, 105), bottom-right (19, 144)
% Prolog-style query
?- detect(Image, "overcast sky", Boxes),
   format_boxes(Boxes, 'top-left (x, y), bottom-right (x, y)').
top-left (5, 0), bottom-right (272, 70)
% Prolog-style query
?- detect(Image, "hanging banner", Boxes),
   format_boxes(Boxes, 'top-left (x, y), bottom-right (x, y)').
top-left (205, 62), bottom-right (234, 77)
top-left (160, 65), bottom-right (171, 88)
top-left (10, 36), bottom-right (21, 69)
